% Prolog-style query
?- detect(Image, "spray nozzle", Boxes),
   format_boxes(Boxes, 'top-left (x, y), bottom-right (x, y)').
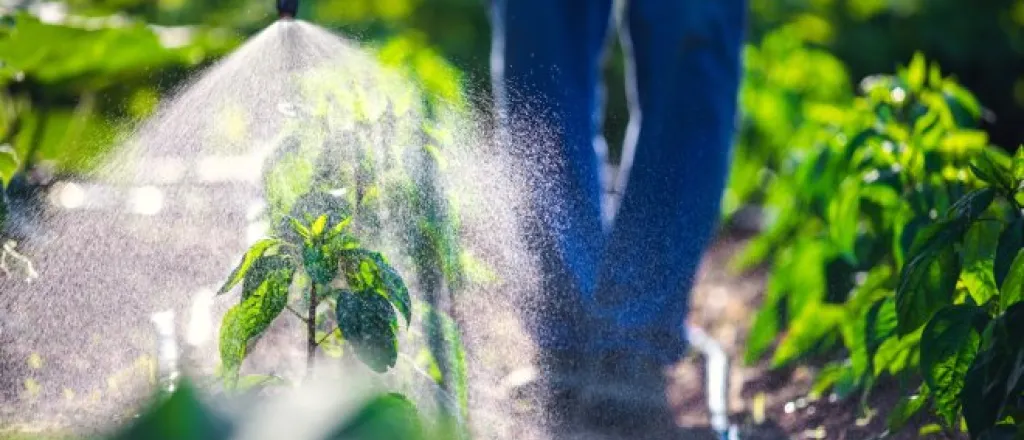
top-left (277, 0), bottom-right (298, 18)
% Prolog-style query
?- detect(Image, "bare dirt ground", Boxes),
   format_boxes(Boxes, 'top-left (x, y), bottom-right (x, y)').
top-left (660, 235), bottom-right (960, 440)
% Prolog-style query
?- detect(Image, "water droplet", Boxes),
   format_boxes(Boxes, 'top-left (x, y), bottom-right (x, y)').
top-left (127, 186), bottom-right (164, 216)
top-left (49, 182), bottom-right (87, 210)
top-left (891, 87), bottom-right (907, 103)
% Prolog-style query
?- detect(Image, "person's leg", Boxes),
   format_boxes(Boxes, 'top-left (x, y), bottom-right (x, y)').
top-left (491, 0), bottom-right (613, 359)
top-left (584, 0), bottom-right (746, 429)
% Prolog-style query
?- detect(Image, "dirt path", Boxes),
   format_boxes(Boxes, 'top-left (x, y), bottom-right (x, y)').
top-left (659, 235), bottom-right (958, 440)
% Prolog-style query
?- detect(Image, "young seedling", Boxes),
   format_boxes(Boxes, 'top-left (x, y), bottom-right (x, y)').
top-left (217, 212), bottom-right (411, 387)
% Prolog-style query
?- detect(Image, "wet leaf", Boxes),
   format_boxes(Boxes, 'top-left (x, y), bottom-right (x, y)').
top-left (218, 238), bottom-right (282, 294)
top-left (336, 290), bottom-right (399, 372)
top-left (290, 217), bottom-right (311, 241)
top-left (327, 216), bottom-right (353, 238)
top-left (112, 382), bottom-right (230, 440)
top-left (219, 268), bottom-right (293, 385)
top-left (310, 214), bottom-right (328, 237)
top-left (342, 249), bottom-right (412, 325)
top-left (241, 254), bottom-right (294, 300)
top-left (325, 393), bottom-right (423, 440)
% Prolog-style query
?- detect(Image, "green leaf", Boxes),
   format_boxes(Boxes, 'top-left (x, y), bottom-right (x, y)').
top-left (888, 387), bottom-right (929, 432)
top-left (999, 249), bottom-right (1024, 311)
top-left (962, 348), bottom-right (1005, 438)
top-left (961, 303), bottom-right (1024, 438)
top-left (907, 52), bottom-right (927, 92)
top-left (772, 304), bottom-right (844, 367)
top-left (422, 303), bottom-right (471, 426)
top-left (327, 216), bottom-right (353, 239)
top-left (995, 218), bottom-right (1024, 287)
top-left (920, 304), bottom-right (988, 426)
top-left (948, 188), bottom-right (996, 225)
top-left (0, 144), bottom-right (18, 186)
top-left (303, 242), bottom-right (337, 286)
top-left (218, 238), bottom-right (282, 294)
top-left (336, 290), bottom-right (399, 372)
top-left (810, 362), bottom-right (849, 398)
top-left (310, 214), bottom-right (328, 237)
top-left (1013, 146), bottom-right (1024, 183)
top-left (971, 152), bottom-right (1013, 192)
top-left (290, 217), bottom-right (311, 240)
top-left (860, 184), bottom-right (901, 209)
top-left (962, 220), bottom-right (1002, 305)
top-left (828, 178), bottom-right (861, 260)
top-left (745, 303), bottom-right (779, 365)
top-left (867, 297), bottom-right (898, 354)
top-left (324, 393), bottom-right (423, 440)
top-left (874, 328), bottom-right (922, 377)
top-left (219, 268), bottom-right (293, 386)
top-left (112, 382), bottom-right (229, 440)
top-left (241, 254), bottom-right (294, 300)
top-left (919, 423), bottom-right (943, 436)
top-left (896, 229), bottom-right (962, 335)
top-left (341, 249), bottom-right (412, 325)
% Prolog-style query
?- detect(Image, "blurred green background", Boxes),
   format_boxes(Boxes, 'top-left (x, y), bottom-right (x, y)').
top-left (1, 0), bottom-right (1022, 196)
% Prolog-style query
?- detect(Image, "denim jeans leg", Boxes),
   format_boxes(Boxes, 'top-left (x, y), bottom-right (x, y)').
top-left (589, 0), bottom-right (747, 364)
top-left (491, 0), bottom-right (613, 353)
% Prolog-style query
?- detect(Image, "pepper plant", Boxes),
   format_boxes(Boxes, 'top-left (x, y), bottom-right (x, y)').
top-left (217, 209), bottom-right (412, 387)
top-left (737, 53), bottom-right (1020, 436)
top-left (885, 147), bottom-right (1024, 438)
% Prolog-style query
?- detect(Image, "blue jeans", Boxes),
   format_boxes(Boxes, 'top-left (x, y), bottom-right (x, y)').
top-left (492, 0), bottom-right (746, 364)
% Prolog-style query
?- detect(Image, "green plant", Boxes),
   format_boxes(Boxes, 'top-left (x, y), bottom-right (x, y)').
top-left (109, 381), bottom-right (430, 440)
top-left (883, 147), bottom-right (1024, 438)
top-left (0, 13), bottom-right (236, 178)
top-left (740, 54), bottom-right (1016, 435)
top-left (725, 25), bottom-right (853, 219)
top-left (217, 210), bottom-right (412, 387)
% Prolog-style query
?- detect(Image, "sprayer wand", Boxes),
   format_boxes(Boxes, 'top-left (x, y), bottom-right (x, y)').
top-left (278, 0), bottom-right (298, 19)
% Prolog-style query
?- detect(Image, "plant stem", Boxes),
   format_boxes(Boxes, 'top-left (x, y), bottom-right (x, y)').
top-left (306, 283), bottom-right (318, 379)
top-left (286, 305), bottom-right (309, 323)
top-left (315, 326), bottom-right (338, 346)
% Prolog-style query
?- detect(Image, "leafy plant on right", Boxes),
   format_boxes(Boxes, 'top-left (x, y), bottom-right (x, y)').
top-left (218, 210), bottom-right (412, 387)
top-left (896, 147), bottom-right (1024, 438)
top-left (738, 53), bottom-right (1020, 436)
